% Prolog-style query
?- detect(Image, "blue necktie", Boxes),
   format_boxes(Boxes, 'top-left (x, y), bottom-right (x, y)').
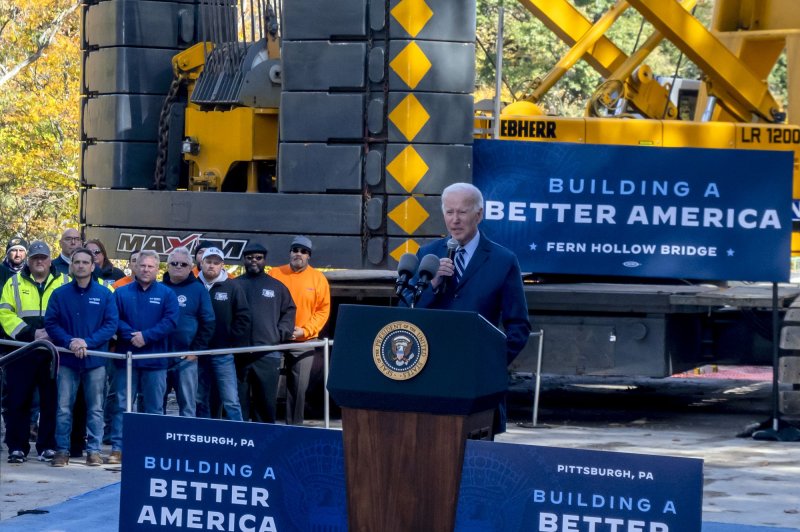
top-left (454, 248), bottom-right (466, 285)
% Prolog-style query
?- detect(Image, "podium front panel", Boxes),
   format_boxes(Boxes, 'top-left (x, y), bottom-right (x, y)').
top-left (327, 305), bottom-right (507, 415)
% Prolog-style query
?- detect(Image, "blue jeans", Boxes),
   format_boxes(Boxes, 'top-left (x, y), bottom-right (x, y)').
top-left (56, 365), bottom-right (106, 454)
top-left (110, 367), bottom-right (167, 451)
top-left (166, 358), bottom-right (198, 417)
top-left (197, 354), bottom-right (242, 421)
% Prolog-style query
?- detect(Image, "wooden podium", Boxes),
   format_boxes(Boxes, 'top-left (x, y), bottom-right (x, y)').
top-left (327, 305), bottom-right (507, 532)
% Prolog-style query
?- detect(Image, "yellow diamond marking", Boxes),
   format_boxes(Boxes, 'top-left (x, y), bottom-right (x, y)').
top-left (386, 146), bottom-right (429, 193)
top-left (390, 0), bottom-right (434, 38)
top-left (389, 94), bottom-right (430, 142)
top-left (388, 197), bottom-right (429, 235)
top-left (390, 239), bottom-right (421, 262)
top-left (390, 41), bottom-right (432, 89)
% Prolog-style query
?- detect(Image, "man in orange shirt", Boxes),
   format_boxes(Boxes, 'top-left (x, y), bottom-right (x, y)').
top-left (111, 250), bottom-right (139, 289)
top-left (268, 236), bottom-right (330, 425)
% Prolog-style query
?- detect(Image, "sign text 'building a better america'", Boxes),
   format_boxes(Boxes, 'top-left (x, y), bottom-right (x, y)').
top-left (473, 140), bottom-right (793, 282)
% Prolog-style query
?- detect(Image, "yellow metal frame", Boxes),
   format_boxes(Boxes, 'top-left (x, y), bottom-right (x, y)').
top-left (184, 107), bottom-right (278, 191)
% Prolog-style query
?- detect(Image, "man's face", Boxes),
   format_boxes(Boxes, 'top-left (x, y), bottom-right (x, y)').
top-left (128, 253), bottom-right (139, 274)
top-left (195, 248), bottom-right (206, 265)
top-left (289, 247), bottom-right (310, 272)
top-left (27, 255), bottom-right (52, 277)
top-left (243, 252), bottom-right (266, 275)
top-left (70, 252), bottom-right (95, 280)
top-left (201, 256), bottom-right (224, 279)
top-left (136, 256), bottom-right (159, 285)
top-left (168, 255), bottom-right (192, 283)
top-left (7, 248), bottom-right (26, 267)
top-left (443, 191), bottom-right (482, 245)
top-left (60, 229), bottom-right (81, 255)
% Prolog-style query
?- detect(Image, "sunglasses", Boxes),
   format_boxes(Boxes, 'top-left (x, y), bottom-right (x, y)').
top-left (291, 247), bottom-right (310, 255)
top-left (244, 255), bottom-right (265, 261)
top-left (89, 249), bottom-right (103, 255)
top-left (169, 261), bottom-right (190, 268)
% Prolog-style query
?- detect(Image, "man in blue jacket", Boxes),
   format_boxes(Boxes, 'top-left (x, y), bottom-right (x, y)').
top-left (109, 249), bottom-right (179, 463)
top-left (162, 246), bottom-right (215, 417)
top-left (45, 248), bottom-right (118, 467)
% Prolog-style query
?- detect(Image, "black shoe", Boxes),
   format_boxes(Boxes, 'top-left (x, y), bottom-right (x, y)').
top-left (38, 449), bottom-right (56, 462)
top-left (8, 450), bottom-right (26, 463)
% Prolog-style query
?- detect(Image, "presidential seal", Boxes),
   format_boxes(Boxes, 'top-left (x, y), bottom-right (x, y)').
top-left (372, 321), bottom-right (429, 380)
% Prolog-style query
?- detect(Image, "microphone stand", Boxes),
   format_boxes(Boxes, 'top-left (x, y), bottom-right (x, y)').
top-left (395, 280), bottom-right (413, 308)
top-left (412, 279), bottom-right (430, 308)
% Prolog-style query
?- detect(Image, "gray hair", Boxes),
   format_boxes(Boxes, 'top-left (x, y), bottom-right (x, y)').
top-left (137, 249), bottom-right (160, 264)
top-left (167, 246), bottom-right (193, 265)
top-left (441, 182), bottom-right (483, 213)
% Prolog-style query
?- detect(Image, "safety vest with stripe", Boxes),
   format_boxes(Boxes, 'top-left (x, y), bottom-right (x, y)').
top-left (0, 269), bottom-right (69, 340)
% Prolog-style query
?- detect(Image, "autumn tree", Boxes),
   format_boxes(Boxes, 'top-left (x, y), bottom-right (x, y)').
top-left (0, 0), bottom-right (80, 247)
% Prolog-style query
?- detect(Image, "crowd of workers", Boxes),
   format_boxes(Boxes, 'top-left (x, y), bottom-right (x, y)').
top-left (0, 230), bottom-right (330, 467)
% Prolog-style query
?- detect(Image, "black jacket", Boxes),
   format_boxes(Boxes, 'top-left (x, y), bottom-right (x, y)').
top-left (236, 272), bottom-right (296, 350)
top-left (0, 258), bottom-right (23, 292)
top-left (206, 277), bottom-right (251, 350)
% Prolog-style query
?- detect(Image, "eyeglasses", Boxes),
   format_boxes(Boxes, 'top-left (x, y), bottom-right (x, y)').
top-left (244, 255), bottom-right (265, 261)
top-left (62, 237), bottom-right (81, 243)
top-left (291, 247), bottom-right (310, 255)
top-left (169, 261), bottom-right (190, 268)
top-left (89, 249), bottom-right (103, 256)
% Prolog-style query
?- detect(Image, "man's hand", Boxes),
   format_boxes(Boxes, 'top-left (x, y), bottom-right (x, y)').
top-left (291, 326), bottom-right (305, 340)
top-left (431, 257), bottom-right (455, 289)
top-left (34, 328), bottom-right (50, 341)
top-left (181, 354), bottom-right (198, 362)
top-left (131, 331), bottom-right (146, 348)
top-left (69, 338), bottom-right (89, 358)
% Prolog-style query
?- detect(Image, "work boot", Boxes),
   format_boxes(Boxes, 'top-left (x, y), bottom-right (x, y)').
top-left (51, 452), bottom-right (69, 467)
top-left (107, 451), bottom-right (122, 465)
top-left (86, 452), bottom-right (103, 467)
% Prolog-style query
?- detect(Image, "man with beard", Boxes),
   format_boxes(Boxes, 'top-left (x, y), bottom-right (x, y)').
top-left (197, 247), bottom-right (248, 421)
top-left (235, 243), bottom-right (295, 422)
top-left (269, 236), bottom-right (330, 426)
top-left (0, 237), bottom-right (28, 288)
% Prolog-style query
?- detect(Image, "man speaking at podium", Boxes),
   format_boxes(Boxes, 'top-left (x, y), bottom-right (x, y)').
top-left (410, 182), bottom-right (531, 432)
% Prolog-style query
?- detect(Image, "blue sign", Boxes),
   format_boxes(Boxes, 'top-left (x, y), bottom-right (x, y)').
top-left (473, 140), bottom-right (793, 282)
top-left (119, 414), bottom-right (348, 531)
top-left (457, 440), bottom-right (703, 532)
top-left (120, 415), bottom-right (702, 531)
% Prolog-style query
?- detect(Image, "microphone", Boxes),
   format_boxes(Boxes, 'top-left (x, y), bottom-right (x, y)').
top-left (442, 238), bottom-right (459, 292)
top-left (395, 253), bottom-right (419, 296)
top-left (413, 254), bottom-right (441, 305)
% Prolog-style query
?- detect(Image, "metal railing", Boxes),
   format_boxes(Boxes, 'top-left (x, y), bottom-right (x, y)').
top-left (0, 339), bottom-right (61, 378)
top-left (0, 338), bottom-right (335, 428)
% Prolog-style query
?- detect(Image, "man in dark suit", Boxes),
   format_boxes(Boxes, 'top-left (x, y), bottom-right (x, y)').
top-left (411, 182), bottom-right (531, 432)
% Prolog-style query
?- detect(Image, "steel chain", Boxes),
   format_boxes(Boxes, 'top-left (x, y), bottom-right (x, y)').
top-left (153, 75), bottom-right (186, 190)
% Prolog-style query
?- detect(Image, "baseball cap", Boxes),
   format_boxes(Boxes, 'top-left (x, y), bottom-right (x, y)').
top-left (6, 237), bottom-right (28, 253)
top-left (27, 241), bottom-right (51, 258)
top-left (242, 242), bottom-right (267, 256)
top-left (195, 240), bottom-right (213, 256)
top-left (202, 247), bottom-right (225, 261)
top-left (290, 235), bottom-right (313, 254)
